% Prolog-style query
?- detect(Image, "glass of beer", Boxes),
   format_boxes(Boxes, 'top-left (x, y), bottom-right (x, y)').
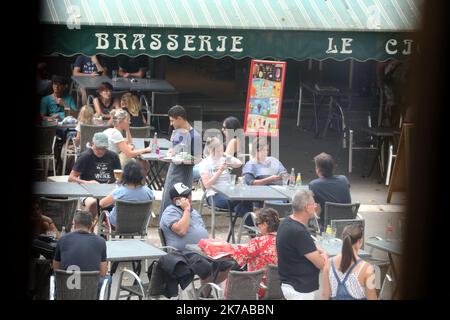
top-left (113, 169), bottom-right (123, 184)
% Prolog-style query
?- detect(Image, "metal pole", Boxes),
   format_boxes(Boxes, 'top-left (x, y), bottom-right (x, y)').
top-left (349, 60), bottom-right (354, 89)
top-left (349, 129), bottom-right (353, 173)
top-left (297, 85), bottom-right (303, 127)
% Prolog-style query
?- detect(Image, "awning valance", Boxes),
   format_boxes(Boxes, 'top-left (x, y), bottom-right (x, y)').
top-left (39, 0), bottom-right (422, 61)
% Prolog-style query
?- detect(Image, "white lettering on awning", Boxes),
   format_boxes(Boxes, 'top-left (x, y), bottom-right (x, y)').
top-left (183, 35), bottom-right (196, 51)
top-left (132, 34), bottom-right (146, 50)
top-left (167, 34), bottom-right (179, 51)
top-left (386, 39), bottom-right (398, 54)
top-left (95, 33), bottom-right (109, 49)
top-left (93, 33), bottom-right (245, 54)
top-left (113, 34), bottom-right (128, 50)
top-left (150, 34), bottom-right (162, 50)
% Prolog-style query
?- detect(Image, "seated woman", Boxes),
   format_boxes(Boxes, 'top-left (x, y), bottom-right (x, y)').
top-left (93, 82), bottom-right (120, 119)
top-left (242, 138), bottom-right (287, 186)
top-left (121, 92), bottom-right (146, 127)
top-left (242, 138), bottom-right (288, 211)
top-left (322, 224), bottom-right (377, 300)
top-left (99, 160), bottom-right (155, 229)
top-left (222, 116), bottom-right (243, 158)
top-left (73, 105), bottom-right (95, 146)
top-left (228, 208), bottom-right (280, 299)
top-left (198, 137), bottom-right (253, 223)
top-left (103, 109), bottom-right (152, 167)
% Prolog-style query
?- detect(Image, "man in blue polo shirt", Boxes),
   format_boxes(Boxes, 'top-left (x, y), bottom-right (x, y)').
top-left (53, 210), bottom-right (110, 299)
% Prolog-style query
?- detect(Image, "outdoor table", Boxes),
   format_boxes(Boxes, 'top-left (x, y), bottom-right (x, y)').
top-left (297, 82), bottom-right (357, 137)
top-left (32, 182), bottom-right (91, 198)
top-left (80, 183), bottom-right (118, 198)
top-left (365, 238), bottom-right (402, 298)
top-left (315, 237), bottom-right (370, 258)
top-left (107, 239), bottom-right (167, 276)
top-left (71, 76), bottom-right (175, 92)
top-left (137, 138), bottom-right (172, 190)
top-left (211, 185), bottom-right (289, 243)
top-left (269, 185), bottom-right (309, 201)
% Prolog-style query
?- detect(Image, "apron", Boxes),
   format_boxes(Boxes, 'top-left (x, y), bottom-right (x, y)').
top-left (159, 161), bottom-right (194, 218)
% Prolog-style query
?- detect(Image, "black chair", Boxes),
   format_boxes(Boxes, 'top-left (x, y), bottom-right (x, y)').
top-left (263, 201), bottom-right (292, 219)
top-left (34, 125), bottom-right (57, 177)
top-left (151, 91), bottom-right (179, 134)
top-left (323, 202), bottom-right (360, 230)
top-left (129, 126), bottom-right (151, 138)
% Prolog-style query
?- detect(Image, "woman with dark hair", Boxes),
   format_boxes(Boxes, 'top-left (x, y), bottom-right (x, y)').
top-left (99, 160), bottom-right (155, 228)
top-left (93, 82), bottom-right (120, 118)
top-left (227, 208), bottom-right (280, 299)
top-left (222, 116), bottom-right (243, 157)
top-left (322, 224), bottom-right (377, 300)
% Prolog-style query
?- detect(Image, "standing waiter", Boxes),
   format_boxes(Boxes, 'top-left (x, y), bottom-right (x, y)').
top-left (159, 105), bottom-right (202, 218)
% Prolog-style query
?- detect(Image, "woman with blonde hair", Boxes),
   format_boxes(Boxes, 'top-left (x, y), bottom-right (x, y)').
top-left (102, 109), bottom-right (151, 167)
top-left (121, 92), bottom-right (146, 127)
top-left (198, 136), bottom-right (252, 221)
top-left (322, 223), bottom-right (377, 300)
top-left (74, 105), bottom-right (95, 146)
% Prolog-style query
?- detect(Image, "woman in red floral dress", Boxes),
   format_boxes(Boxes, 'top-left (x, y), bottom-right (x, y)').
top-left (230, 208), bottom-right (280, 299)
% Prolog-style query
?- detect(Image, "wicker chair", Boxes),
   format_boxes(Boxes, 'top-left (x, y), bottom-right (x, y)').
top-left (197, 269), bottom-right (265, 300)
top-left (50, 269), bottom-right (109, 300)
top-left (40, 197), bottom-right (78, 232)
top-left (263, 264), bottom-right (284, 300)
top-left (98, 199), bottom-right (153, 239)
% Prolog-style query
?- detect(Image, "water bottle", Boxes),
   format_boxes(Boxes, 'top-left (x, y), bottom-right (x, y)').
top-left (295, 172), bottom-right (302, 188)
top-left (385, 218), bottom-right (393, 241)
top-left (152, 132), bottom-right (158, 153)
top-left (289, 168), bottom-right (296, 188)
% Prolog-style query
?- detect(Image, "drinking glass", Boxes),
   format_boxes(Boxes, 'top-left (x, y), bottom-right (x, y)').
top-left (112, 70), bottom-right (118, 81)
top-left (229, 174), bottom-right (237, 186)
top-left (281, 172), bottom-right (289, 186)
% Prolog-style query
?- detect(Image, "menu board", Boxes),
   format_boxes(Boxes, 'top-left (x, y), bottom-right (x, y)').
top-left (244, 59), bottom-right (286, 136)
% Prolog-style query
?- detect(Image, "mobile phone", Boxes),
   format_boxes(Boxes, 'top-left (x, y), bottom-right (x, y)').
top-left (175, 199), bottom-right (182, 206)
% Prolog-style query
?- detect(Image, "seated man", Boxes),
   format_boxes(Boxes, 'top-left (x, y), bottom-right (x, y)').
top-left (68, 132), bottom-right (121, 223)
top-left (308, 152), bottom-right (351, 231)
top-left (53, 210), bottom-right (110, 299)
top-left (40, 75), bottom-right (77, 121)
top-left (117, 56), bottom-right (147, 78)
top-left (159, 183), bottom-right (236, 296)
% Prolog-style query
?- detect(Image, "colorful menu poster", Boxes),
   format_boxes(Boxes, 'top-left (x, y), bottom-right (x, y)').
top-left (244, 59), bottom-right (286, 136)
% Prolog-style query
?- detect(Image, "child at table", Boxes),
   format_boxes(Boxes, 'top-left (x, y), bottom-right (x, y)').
top-left (73, 105), bottom-right (95, 146)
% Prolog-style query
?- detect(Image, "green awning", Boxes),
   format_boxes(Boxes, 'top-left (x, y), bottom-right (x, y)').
top-left (40, 0), bottom-right (422, 61)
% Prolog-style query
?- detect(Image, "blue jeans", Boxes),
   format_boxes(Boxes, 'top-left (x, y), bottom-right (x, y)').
top-left (97, 274), bottom-right (112, 300)
top-left (207, 193), bottom-right (254, 226)
top-left (193, 164), bottom-right (200, 182)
